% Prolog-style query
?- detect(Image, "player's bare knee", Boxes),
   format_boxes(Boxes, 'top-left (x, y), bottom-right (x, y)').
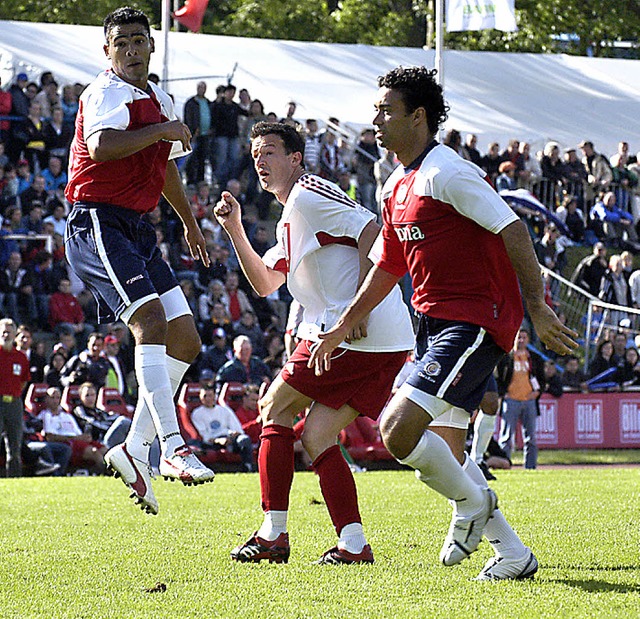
top-left (480, 391), bottom-right (499, 416)
top-left (128, 300), bottom-right (167, 345)
top-left (167, 317), bottom-right (201, 362)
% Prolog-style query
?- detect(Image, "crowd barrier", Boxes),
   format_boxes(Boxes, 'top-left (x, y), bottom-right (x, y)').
top-left (508, 392), bottom-right (640, 449)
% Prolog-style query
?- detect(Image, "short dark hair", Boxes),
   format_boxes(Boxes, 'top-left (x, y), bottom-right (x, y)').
top-left (104, 7), bottom-right (151, 40)
top-left (250, 121), bottom-right (305, 160)
top-left (377, 66), bottom-right (449, 136)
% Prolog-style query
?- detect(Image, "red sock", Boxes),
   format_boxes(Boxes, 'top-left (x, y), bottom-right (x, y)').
top-left (313, 444), bottom-right (362, 535)
top-left (259, 424), bottom-right (296, 512)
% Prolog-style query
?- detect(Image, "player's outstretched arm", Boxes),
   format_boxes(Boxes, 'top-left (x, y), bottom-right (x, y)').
top-left (214, 191), bottom-right (285, 297)
top-left (500, 219), bottom-right (578, 355)
top-left (86, 120), bottom-right (192, 162)
top-left (308, 265), bottom-right (400, 375)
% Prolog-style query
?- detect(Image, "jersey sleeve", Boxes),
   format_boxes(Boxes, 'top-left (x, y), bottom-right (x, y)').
top-left (262, 242), bottom-right (288, 274)
top-left (154, 84), bottom-right (191, 160)
top-left (82, 86), bottom-right (132, 141)
top-left (437, 165), bottom-right (519, 234)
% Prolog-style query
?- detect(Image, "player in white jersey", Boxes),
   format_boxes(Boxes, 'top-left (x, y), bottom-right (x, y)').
top-left (215, 121), bottom-right (414, 564)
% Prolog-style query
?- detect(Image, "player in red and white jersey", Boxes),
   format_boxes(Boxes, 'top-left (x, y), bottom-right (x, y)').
top-left (215, 122), bottom-right (414, 565)
top-left (310, 66), bottom-right (578, 580)
top-left (64, 8), bottom-right (214, 516)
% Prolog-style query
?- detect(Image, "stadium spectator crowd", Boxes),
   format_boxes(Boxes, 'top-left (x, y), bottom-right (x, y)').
top-left (1, 69), bottom-right (640, 476)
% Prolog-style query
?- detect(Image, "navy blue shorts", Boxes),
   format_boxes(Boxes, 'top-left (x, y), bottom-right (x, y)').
top-left (406, 315), bottom-right (505, 413)
top-left (65, 202), bottom-right (179, 324)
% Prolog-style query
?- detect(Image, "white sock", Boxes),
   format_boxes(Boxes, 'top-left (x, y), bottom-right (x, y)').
top-left (470, 411), bottom-right (497, 464)
top-left (134, 345), bottom-right (183, 457)
top-left (400, 430), bottom-right (484, 516)
top-left (338, 522), bottom-right (367, 554)
top-left (462, 453), bottom-right (527, 559)
top-left (257, 510), bottom-right (288, 541)
top-left (127, 355), bottom-right (192, 460)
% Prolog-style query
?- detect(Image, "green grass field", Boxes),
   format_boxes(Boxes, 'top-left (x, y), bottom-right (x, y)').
top-left (1, 467), bottom-right (639, 619)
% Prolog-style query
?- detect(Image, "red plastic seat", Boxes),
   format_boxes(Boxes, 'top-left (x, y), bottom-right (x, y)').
top-left (97, 387), bottom-right (132, 418)
top-left (61, 385), bottom-right (81, 413)
top-left (218, 382), bottom-right (245, 411)
top-left (24, 383), bottom-right (49, 415)
top-left (340, 416), bottom-right (394, 463)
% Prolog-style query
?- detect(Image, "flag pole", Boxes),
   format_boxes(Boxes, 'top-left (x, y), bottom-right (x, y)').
top-left (435, 0), bottom-right (444, 141)
top-left (161, 0), bottom-right (170, 90)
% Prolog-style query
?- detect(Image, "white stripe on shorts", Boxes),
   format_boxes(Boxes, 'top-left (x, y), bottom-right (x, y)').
top-left (90, 209), bottom-right (131, 306)
top-left (436, 327), bottom-right (486, 400)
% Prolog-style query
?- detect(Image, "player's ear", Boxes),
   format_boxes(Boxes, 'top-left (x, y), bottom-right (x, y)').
top-left (291, 151), bottom-right (303, 167)
top-left (149, 36), bottom-right (155, 53)
top-left (103, 43), bottom-right (110, 59)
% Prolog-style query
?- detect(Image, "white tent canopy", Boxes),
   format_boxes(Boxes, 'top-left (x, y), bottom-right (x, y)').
top-left (1, 20), bottom-right (639, 157)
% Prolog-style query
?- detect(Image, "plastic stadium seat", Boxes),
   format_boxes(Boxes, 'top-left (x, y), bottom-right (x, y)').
top-left (24, 383), bottom-right (49, 415)
top-left (218, 382), bottom-right (245, 411)
top-left (176, 382), bottom-right (242, 470)
top-left (61, 385), bottom-right (81, 413)
top-left (97, 387), bottom-right (132, 418)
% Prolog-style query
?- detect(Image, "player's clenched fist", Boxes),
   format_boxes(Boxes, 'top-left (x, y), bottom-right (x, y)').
top-left (214, 191), bottom-right (242, 230)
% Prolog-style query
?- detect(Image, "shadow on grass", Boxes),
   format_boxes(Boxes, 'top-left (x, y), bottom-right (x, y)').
top-left (549, 577), bottom-right (640, 594)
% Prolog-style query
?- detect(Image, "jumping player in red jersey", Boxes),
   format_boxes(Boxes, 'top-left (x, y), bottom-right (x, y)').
top-left (215, 122), bottom-right (414, 564)
top-left (310, 66), bottom-right (578, 580)
top-left (64, 7), bottom-right (214, 515)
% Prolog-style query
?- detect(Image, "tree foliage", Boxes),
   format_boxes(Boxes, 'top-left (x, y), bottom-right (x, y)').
top-left (1, 0), bottom-right (638, 57)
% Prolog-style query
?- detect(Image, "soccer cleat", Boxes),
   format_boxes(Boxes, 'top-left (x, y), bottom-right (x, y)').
top-left (159, 445), bottom-right (215, 485)
top-left (316, 544), bottom-right (375, 565)
top-left (478, 461), bottom-right (497, 481)
top-left (475, 549), bottom-right (539, 581)
top-left (440, 487), bottom-right (498, 566)
top-left (231, 532), bottom-right (290, 564)
top-left (104, 444), bottom-right (158, 515)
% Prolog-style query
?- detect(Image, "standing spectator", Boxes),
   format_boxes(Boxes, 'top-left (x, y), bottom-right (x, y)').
top-left (496, 329), bottom-right (545, 470)
top-left (189, 384), bottom-right (255, 472)
top-left (599, 254), bottom-right (632, 308)
top-left (303, 119), bottom-right (321, 174)
top-left (539, 141), bottom-right (565, 208)
top-left (561, 148), bottom-right (587, 200)
top-left (461, 133), bottom-right (482, 167)
top-left (0, 77), bottom-right (12, 144)
top-left (571, 242), bottom-right (608, 296)
top-left (373, 149), bottom-right (397, 214)
top-left (561, 355), bottom-right (588, 392)
top-left (59, 84), bottom-right (79, 128)
top-left (628, 266), bottom-right (640, 309)
top-left (480, 141), bottom-right (501, 183)
top-left (215, 335), bottom-right (270, 389)
top-left (542, 359), bottom-right (564, 397)
top-left (533, 223), bottom-right (565, 274)
top-left (15, 324), bottom-right (46, 384)
top-left (495, 160), bottom-right (517, 192)
top-left (610, 153), bottom-right (638, 211)
top-left (24, 101), bottom-right (48, 174)
top-left (555, 194), bottom-right (585, 243)
top-left (589, 339), bottom-right (617, 379)
top-left (580, 140), bottom-right (613, 206)
top-left (26, 250), bottom-right (62, 330)
top-left (318, 130), bottom-right (340, 182)
top-left (8, 73), bottom-right (30, 164)
top-left (210, 84), bottom-right (247, 188)
top-left (182, 81), bottom-right (211, 186)
top-left (0, 318), bottom-right (30, 477)
top-left (517, 142), bottom-right (542, 190)
top-left (33, 80), bottom-right (59, 121)
top-left (0, 251), bottom-right (33, 324)
top-left (353, 128), bottom-right (380, 213)
top-left (443, 129), bottom-right (464, 156)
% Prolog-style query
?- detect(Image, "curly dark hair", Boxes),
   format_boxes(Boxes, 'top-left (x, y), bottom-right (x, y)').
top-left (103, 6), bottom-right (151, 40)
top-left (377, 66), bottom-right (449, 135)
top-left (250, 121), bottom-right (306, 161)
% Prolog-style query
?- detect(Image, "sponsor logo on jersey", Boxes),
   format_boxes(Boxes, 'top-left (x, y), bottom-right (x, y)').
top-left (126, 274), bottom-right (144, 285)
top-left (424, 361), bottom-right (441, 376)
top-left (395, 225), bottom-right (425, 242)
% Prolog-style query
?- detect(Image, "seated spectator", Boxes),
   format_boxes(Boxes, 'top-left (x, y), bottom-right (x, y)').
top-left (249, 225), bottom-right (273, 257)
top-left (224, 270), bottom-right (253, 322)
top-left (542, 360), bottom-right (564, 397)
top-left (195, 243), bottom-right (228, 289)
top-left (517, 142), bottom-right (542, 189)
top-left (216, 335), bottom-right (271, 388)
top-left (40, 155), bottom-right (67, 195)
top-left (0, 251), bottom-right (33, 325)
top-left (561, 355), bottom-right (588, 392)
top-left (495, 161), bottom-right (517, 192)
top-left (22, 410), bottom-right (72, 476)
top-left (534, 223), bottom-right (565, 273)
top-left (200, 302), bottom-right (234, 347)
top-left (589, 339), bottom-right (617, 380)
top-left (619, 347), bottom-right (640, 387)
top-left (262, 331), bottom-right (286, 379)
top-left (589, 191), bottom-right (636, 246)
top-left (555, 194), bottom-right (586, 243)
top-left (22, 204), bottom-right (44, 235)
top-left (43, 349), bottom-right (68, 389)
top-left (190, 181), bottom-right (213, 221)
top-left (101, 334), bottom-right (130, 400)
top-left (189, 385), bottom-right (255, 472)
top-left (48, 277), bottom-right (92, 347)
top-left (561, 148), bottom-right (587, 195)
top-left (60, 332), bottom-right (113, 389)
top-left (43, 202), bottom-right (67, 237)
top-left (233, 310), bottom-right (265, 357)
top-left (38, 386), bottom-right (106, 474)
top-left (610, 152), bottom-right (638, 210)
top-left (199, 327), bottom-right (233, 374)
top-left (461, 133), bottom-right (482, 167)
top-left (26, 250), bottom-right (64, 330)
top-left (198, 279), bottom-right (229, 324)
top-left (72, 382), bottom-right (130, 449)
top-left (233, 383), bottom-right (262, 445)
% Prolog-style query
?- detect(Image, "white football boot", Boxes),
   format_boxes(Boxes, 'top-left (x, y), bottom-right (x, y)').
top-left (104, 444), bottom-right (158, 515)
top-left (159, 445), bottom-right (215, 485)
top-left (440, 487), bottom-right (498, 566)
top-left (476, 549), bottom-right (539, 581)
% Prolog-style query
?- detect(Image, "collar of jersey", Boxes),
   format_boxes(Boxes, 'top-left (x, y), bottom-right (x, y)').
top-left (404, 140), bottom-right (439, 174)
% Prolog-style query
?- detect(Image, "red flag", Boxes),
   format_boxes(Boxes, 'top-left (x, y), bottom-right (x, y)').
top-left (173, 0), bottom-right (209, 33)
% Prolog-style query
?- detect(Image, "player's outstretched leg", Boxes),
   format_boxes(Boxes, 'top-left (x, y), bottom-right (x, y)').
top-left (462, 454), bottom-right (538, 581)
top-left (104, 443), bottom-right (158, 515)
top-left (312, 444), bottom-right (374, 565)
top-left (231, 424), bottom-right (295, 563)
